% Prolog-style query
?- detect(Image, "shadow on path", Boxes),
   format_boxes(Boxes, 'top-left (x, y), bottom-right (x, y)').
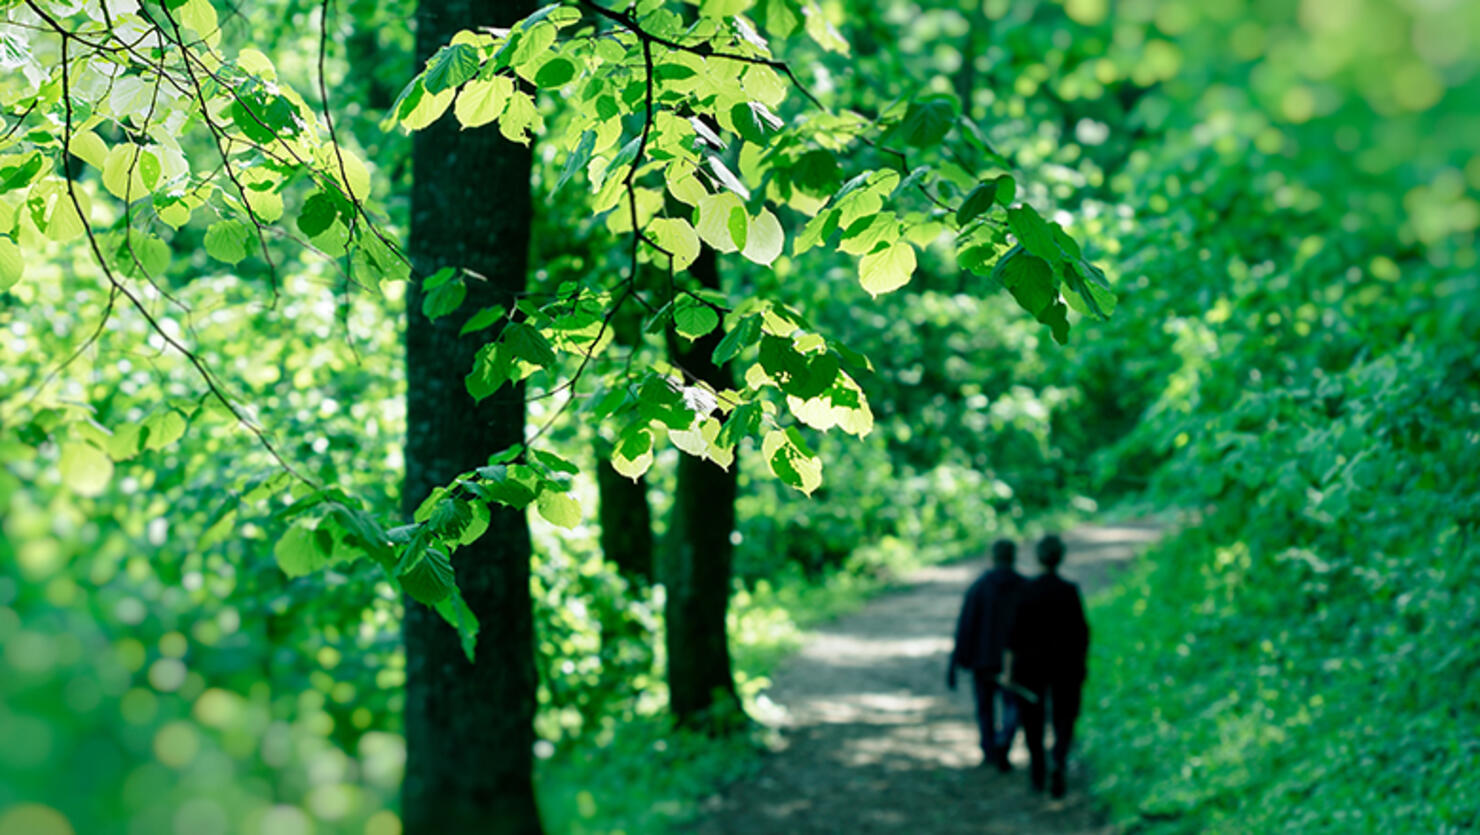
top-left (684, 522), bottom-right (1164, 835)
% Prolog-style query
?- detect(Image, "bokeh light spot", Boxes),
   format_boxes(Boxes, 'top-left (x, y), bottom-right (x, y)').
top-left (363, 810), bottom-right (401, 835)
top-left (152, 721), bottom-right (199, 769)
top-left (0, 804), bottom-right (73, 835)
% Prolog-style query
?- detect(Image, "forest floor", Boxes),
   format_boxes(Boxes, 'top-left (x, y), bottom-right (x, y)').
top-left (684, 521), bottom-right (1164, 835)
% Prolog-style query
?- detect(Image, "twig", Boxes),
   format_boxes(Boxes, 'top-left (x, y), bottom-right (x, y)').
top-left (36, 17), bottom-right (316, 488)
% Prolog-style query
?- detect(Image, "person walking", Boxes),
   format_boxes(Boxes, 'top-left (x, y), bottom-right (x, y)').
top-left (1001, 534), bottom-right (1089, 798)
top-left (947, 539), bottom-right (1025, 771)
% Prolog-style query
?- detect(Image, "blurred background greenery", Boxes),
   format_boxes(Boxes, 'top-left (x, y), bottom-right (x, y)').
top-left (3, 0), bottom-right (1476, 832)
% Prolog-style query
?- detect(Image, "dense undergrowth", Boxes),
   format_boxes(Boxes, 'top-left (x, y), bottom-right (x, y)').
top-left (1083, 344), bottom-right (1480, 833)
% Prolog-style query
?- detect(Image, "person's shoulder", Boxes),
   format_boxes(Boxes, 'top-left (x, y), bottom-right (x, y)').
top-left (1053, 575), bottom-right (1084, 597)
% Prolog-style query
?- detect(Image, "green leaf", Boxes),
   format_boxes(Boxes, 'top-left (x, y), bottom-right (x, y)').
top-left (401, 545), bottom-right (456, 604)
top-left (104, 423), bottom-right (144, 460)
top-left (142, 409), bottom-right (187, 451)
top-left (890, 94), bottom-right (958, 148)
top-left (500, 92), bottom-right (540, 145)
top-left (674, 304), bottom-right (720, 341)
top-left (695, 192), bottom-right (747, 254)
top-left (1007, 205), bottom-right (1062, 264)
top-left (476, 463), bottom-right (539, 507)
top-left (508, 21), bottom-right (557, 70)
top-left (787, 352), bottom-right (839, 399)
top-left (648, 217), bottom-right (701, 271)
top-left (792, 149), bottom-right (841, 195)
top-left (727, 204), bottom-right (750, 252)
top-left (504, 322), bottom-right (557, 367)
top-left (533, 57), bottom-right (577, 88)
top-left (994, 175), bottom-right (1016, 206)
top-left (454, 75), bottom-right (514, 129)
top-left (531, 449), bottom-right (580, 475)
top-left (424, 266), bottom-right (458, 289)
top-left (458, 501), bottom-right (491, 546)
top-left (0, 152), bottom-right (43, 194)
top-left (434, 590), bottom-right (480, 661)
top-left (718, 401), bottom-right (763, 447)
top-left (1040, 300), bottom-right (1070, 345)
top-left (762, 429), bottom-right (822, 495)
top-left (958, 243), bottom-right (1000, 275)
top-left (424, 43), bottom-right (482, 94)
top-left (204, 220), bottom-right (252, 264)
top-left (991, 247), bottom-right (1056, 316)
top-left (555, 130), bottom-right (596, 192)
top-left (536, 490), bottom-right (581, 529)
top-left (354, 231), bottom-right (410, 287)
top-left (706, 156), bottom-right (750, 199)
top-left (712, 315), bottom-right (761, 365)
top-left (58, 443), bottom-right (112, 497)
top-left (466, 345), bottom-right (513, 401)
top-left (838, 212), bottom-right (898, 256)
top-left (803, 0), bottom-right (849, 53)
top-left (956, 181), bottom-right (999, 227)
top-left (421, 277), bottom-right (467, 320)
top-left (460, 305), bottom-right (507, 336)
top-left (429, 497), bottom-right (474, 540)
top-left (858, 241), bottom-right (916, 296)
top-left (655, 62), bottom-right (697, 82)
top-left (794, 208), bottom-right (839, 256)
top-left (1062, 261), bottom-right (1116, 320)
top-left (760, 333), bottom-right (809, 381)
top-left (741, 208), bottom-right (784, 266)
top-left (0, 236), bottom-right (22, 291)
top-left (275, 523), bottom-right (328, 577)
top-left (401, 84), bottom-right (454, 131)
top-left (731, 101), bottom-right (783, 145)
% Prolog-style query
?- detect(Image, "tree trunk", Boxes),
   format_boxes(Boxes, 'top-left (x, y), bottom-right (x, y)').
top-left (663, 248), bottom-right (743, 729)
top-left (401, 0), bottom-right (541, 832)
top-left (595, 442), bottom-right (654, 583)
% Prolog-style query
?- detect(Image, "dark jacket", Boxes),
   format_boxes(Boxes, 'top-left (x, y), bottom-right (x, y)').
top-left (951, 566), bottom-right (1025, 672)
top-left (1007, 572), bottom-right (1089, 685)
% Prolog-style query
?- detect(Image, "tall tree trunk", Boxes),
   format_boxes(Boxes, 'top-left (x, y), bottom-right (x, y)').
top-left (595, 448), bottom-right (654, 583)
top-left (663, 248), bottom-right (742, 729)
top-left (401, 0), bottom-right (541, 832)
top-left (595, 301), bottom-right (655, 584)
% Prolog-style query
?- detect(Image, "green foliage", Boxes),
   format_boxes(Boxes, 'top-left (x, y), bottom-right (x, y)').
top-left (5, 0), bottom-right (1475, 830)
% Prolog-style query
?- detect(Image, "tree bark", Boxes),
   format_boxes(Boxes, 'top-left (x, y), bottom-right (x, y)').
top-left (401, 0), bottom-right (541, 832)
top-left (663, 248), bottom-right (743, 729)
top-left (595, 447), bottom-right (654, 583)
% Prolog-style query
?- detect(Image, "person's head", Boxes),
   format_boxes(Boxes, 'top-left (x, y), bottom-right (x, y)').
top-left (1037, 534), bottom-right (1066, 571)
top-left (991, 539), bottom-right (1016, 567)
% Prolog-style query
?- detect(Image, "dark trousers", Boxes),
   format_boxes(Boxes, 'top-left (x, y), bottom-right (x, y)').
top-left (1019, 677), bottom-right (1082, 782)
top-left (970, 668), bottom-right (1020, 758)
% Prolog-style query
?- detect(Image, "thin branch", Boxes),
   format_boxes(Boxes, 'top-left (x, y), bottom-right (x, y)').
top-left (576, 0), bottom-right (826, 111)
top-left (150, 2), bottom-right (284, 302)
top-left (41, 21), bottom-right (316, 488)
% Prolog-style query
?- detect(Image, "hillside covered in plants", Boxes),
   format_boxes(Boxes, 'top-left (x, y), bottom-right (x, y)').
top-left (1, 0), bottom-right (1474, 832)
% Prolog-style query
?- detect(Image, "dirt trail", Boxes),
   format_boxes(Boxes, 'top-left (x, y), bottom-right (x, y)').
top-left (686, 522), bottom-right (1164, 835)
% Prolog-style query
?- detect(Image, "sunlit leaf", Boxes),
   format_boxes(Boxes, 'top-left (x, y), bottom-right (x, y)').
top-left (58, 443), bottom-right (112, 497)
top-left (858, 241), bottom-right (916, 296)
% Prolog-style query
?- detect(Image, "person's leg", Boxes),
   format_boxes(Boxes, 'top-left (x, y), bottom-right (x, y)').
top-left (993, 687), bottom-right (1018, 771)
top-left (1049, 680), bottom-right (1083, 798)
top-left (1018, 684), bottom-right (1047, 791)
top-left (970, 668), bottom-right (997, 763)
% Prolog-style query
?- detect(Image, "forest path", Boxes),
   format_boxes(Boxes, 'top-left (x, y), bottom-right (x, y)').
top-left (684, 521), bottom-right (1164, 835)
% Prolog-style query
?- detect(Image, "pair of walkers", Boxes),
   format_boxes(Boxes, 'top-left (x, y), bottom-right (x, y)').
top-left (947, 535), bottom-right (1089, 798)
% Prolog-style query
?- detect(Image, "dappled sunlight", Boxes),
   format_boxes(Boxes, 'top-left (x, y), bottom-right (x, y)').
top-left (797, 635), bottom-right (952, 666)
